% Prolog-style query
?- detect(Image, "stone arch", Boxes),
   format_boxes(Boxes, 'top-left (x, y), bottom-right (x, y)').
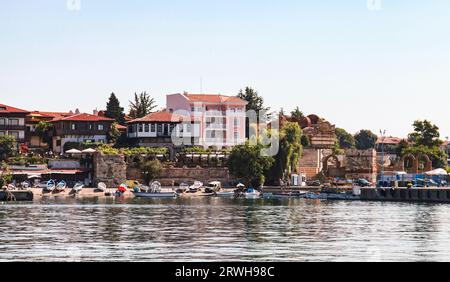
top-left (401, 154), bottom-right (417, 173)
top-left (417, 153), bottom-right (432, 172)
top-left (322, 154), bottom-right (341, 175)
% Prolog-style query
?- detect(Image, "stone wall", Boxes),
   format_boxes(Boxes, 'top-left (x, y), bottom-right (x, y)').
top-left (93, 153), bottom-right (127, 187)
top-left (343, 149), bottom-right (377, 183)
top-left (127, 165), bottom-right (231, 186)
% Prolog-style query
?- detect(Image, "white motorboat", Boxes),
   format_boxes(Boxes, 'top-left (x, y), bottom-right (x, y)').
top-left (188, 181), bottom-right (203, 193)
top-left (270, 191), bottom-right (307, 199)
top-left (133, 191), bottom-right (177, 198)
top-left (133, 181), bottom-right (177, 198)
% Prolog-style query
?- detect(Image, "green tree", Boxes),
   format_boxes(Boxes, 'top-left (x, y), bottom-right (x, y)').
top-left (335, 128), bottom-right (356, 149)
top-left (0, 162), bottom-right (12, 187)
top-left (301, 135), bottom-right (311, 147)
top-left (408, 120), bottom-right (442, 147)
top-left (237, 87), bottom-right (271, 139)
top-left (35, 121), bottom-right (53, 148)
top-left (129, 92), bottom-right (157, 119)
top-left (354, 130), bottom-right (377, 150)
top-left (0, 135), bottom-right (17, 161)
top-left (139, 159), bottom-right (163, 184)
top-left (105, 93), bottom-right (126, 125)
top-left (290, 106), bottom-right (304, 121)
top-left (403, 120), bottom-right (447, 168)
top-left (396, 139), bottom-right (410, 155)
top-left (108, 122), bottom-right (122, 144)
top-left (270, 122), bottom-right (303, 182)
top-left (228, 142), bottom-right (275, 187)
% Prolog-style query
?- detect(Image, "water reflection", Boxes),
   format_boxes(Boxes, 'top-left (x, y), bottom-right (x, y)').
top-left (1, 198), bottom-right (450, 261)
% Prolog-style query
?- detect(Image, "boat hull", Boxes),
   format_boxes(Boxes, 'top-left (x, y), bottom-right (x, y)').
top-left (134, 192), bottom-right (177, 198)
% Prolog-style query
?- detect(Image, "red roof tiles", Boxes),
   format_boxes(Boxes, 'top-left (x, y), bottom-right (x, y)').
top-left (51, 113), bottom-right (114, 122)
top-left (0, 104), bottom-right (30, 114)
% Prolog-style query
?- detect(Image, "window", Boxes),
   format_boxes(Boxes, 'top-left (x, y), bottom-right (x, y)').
top-left (98, 124), bottom-right (104, 131)
top-left (234, 118), bottom-right (240, 126)
top-left (157, 124), bottom-right (162, 133)
top-left (0, 131), bottom-right (5, 136)
top-left (9, 119), bottom-right (19, 126)
top-left (234, 132), bottom-right (240, 140)
top-left (88, 124), bottom-right (93, 130)
top-left (71, 123), bottom-right (76, 130)
top-left (138, 124), bottom-right (143, 132)
top-left (128, 125), bottom-right (133, 133)
top-left (186, 124), bottom-right (191, 133)
top-left (145, 124), bottom-right (149, 132)
top-left (151, 124), bottom-right (156, 132)
top-left (0, 119), bottom-right (5, 125)
top-left (9, 131), bottom-right (19, 139)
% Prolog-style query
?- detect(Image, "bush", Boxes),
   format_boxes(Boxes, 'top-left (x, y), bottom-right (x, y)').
top-left (0, 135), bottom-right (17, 161)
top-left (138, 159), bottom-right (163, 184)
top-left (97, 145), bottom-right (169, 156)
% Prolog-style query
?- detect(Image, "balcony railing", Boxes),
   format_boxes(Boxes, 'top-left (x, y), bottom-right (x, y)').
top-left (0, 125), bottom-right (26, 131)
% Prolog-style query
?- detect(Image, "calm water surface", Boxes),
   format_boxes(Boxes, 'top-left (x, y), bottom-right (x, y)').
top-left (1, 197), bottom-right (450, 262)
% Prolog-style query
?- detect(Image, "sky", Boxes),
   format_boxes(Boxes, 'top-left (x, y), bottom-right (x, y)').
top-left (1, 0), bottom-right (450, 138)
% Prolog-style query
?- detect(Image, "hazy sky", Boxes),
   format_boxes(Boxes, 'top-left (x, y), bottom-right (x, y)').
top-left (1, 0), bottom-right (450, 138)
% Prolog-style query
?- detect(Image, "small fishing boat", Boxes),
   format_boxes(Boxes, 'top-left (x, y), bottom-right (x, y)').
top-left (56, 180), bottom-right (67, 192)
top-left (204, 181), bottom-right (221, 193)
top-left (20, 181), bottom-right (31, 189)
top-left (45, 180), bottom-right (56, 192)
top-left (177, 182), bottom-right (189, 193)
top-left (188, 181), bottom-right (203, 193)
top-left (133, 181), bottom-right (177, 198)
top-left (97, 182), bottom-right (107, 192)
top-left (72, 182), bottom-right (84, 194)
top-left (243, 187), bottom-right (261, 199)
top-left (216, 191), bottom-right (235, 197)
top-left (271, 191), bottom-right (307, 199)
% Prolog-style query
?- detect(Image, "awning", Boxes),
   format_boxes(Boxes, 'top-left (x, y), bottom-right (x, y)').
top-left (66, 149), bottom-right (82, 154)
top-left (82, 148), bottom-right (96, 153)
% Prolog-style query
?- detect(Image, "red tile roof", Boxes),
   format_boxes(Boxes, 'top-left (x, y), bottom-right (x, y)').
top-left (39, 111), bottom-right (73, 119)
top-left (127, 112), bottom-right (188, 123)
top-left (51, 113), bottom-right (114, 122)
top-left (0, 104), bottom-right (30, 114)
top-left (183, 94), bottom-right (247, 104)
top-left (377, 137), bottom-right (404, 145)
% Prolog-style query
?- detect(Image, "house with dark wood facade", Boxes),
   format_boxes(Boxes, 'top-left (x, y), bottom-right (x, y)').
top-left (0, 104), bottom-right (30, 143)
top-left (51, 113), bottom-right (114, 153)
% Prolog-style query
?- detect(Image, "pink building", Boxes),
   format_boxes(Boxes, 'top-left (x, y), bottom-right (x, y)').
top-left (166, 93), bottom-right (248, 147)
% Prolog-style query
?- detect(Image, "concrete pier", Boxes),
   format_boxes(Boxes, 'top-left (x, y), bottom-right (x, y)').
top-left (361, 187), bottom-right (450, 203)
